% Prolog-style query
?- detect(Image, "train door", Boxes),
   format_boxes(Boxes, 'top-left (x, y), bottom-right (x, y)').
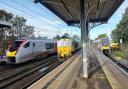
top-left (32, 41), bottom-right (36, 58)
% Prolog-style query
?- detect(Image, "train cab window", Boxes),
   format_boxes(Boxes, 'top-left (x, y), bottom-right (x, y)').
top-left (9, 41), bottom-right (23, 52)
top-left (23, 42), bottom-right (30, 48)
top-left (46, 43), bottom-right (54, 50)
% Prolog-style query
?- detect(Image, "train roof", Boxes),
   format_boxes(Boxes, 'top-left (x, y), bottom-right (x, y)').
top-left (101, 36), bottom-right (109, 40)
top-left (15, 37), bottom-right (57, 42)
top-left (58, 38), bottom-right (80, 42)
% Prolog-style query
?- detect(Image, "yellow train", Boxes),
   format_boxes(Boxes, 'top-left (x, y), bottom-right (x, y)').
top-left (57, 38), bottom-right (80, 61)
top-left (110, 42), bottom-right (120, 50)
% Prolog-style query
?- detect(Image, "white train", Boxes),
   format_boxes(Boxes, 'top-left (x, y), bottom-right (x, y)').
top-left (6, 37), bottom-right (57, 64)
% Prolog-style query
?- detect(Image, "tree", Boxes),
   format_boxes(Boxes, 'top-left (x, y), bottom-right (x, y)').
top-left (61, 33), bottom-right (70, 39)
top-left (11, 16), bottom-right (26, 37)
top-left (0, 9), bottom-right (35, 52)
top-left (0, 10), bottom-right (14, 40)
top-left (111, 7), bottom-right (128, 44)
top-left (53, 35), bottom-right (60, 39)
top-left (23, 25), bottom-right (35, 37)
top-left (98, 33), bottom-right (107, 39)
top-left (0, 10), bottom-right (14, 52)
top-left (11, 16), bottom-right (35, 37)
top-left (0, 9), bottom-right (13, 21)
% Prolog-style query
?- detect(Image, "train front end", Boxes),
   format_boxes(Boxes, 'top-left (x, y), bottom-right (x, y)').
top-left (110, 42), bottom-right (119, 50)
top-left (6, 40), bottom-right (23, 63)
top-left (101, 36), bottom-right (110, 54)
top-left (57, 39), bottom-right (72, 59)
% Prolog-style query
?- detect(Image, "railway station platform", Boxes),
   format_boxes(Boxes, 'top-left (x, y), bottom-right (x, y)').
top-left (93, 48), bottom-right (128, 89)
top-left (27, 45), bottom-right (128, 89)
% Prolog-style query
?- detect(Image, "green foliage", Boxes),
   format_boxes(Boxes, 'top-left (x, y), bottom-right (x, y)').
top-left (111, 7), bottom-right (128, 44)
top-left (112, 50), bottom-right (128, 60)
top-left (11, 16), bottom-right (34, 37)
top-left (98, 33), bottom-right (107, 39)
top-left (0, 9), bottom-right (35, 52)
top-left (0, 9), bottom-right (13, 21)
top-left (61, 33), bottom-right (70, 39)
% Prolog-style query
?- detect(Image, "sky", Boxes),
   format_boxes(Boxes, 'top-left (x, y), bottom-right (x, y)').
top-left (90, 0), bottom-right (128, 40)
top-left (0, 0), bottom-right (128, 39)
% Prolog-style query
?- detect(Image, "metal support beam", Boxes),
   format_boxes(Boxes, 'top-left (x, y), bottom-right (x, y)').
top-left (86, 22), bottom-right (90, 50)
top-left (80, 0), bottom-right (88, 78)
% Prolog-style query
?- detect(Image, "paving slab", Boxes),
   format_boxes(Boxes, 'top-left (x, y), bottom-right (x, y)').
top-left (66, 49), bottom-right (112, 89)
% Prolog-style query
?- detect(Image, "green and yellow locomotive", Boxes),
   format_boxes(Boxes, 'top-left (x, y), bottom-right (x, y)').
top-left (57, 38), bottom-right (80, 61)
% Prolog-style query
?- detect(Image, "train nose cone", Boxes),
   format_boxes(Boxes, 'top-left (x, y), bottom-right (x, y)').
top-left (6, 51), bottom-right (16, 57)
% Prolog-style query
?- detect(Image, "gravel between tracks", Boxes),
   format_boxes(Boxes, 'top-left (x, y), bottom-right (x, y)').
top-left (0, 55), bottom-right (58, 89)
top-left (4, 60), bottom-right (60, 89)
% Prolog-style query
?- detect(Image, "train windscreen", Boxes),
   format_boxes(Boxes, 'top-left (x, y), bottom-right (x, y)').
top-left (9, 41), bottom-right (23, 52)
top-left (57, 41), bottom-right (71, 46)
top-left (101, 38), bottom-right (109, 46)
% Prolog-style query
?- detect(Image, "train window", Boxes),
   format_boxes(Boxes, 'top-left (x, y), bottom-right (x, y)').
top-left (9, 41), bottom-right (23, 52)
top-left (51, 44), bottom-right (54, 49)
top-left (33, 43), bottom-right (35, 47)
top-left (57, 41), bottom-right (71, 46)
top-left (24, 42), bottom-right (30, 48)
top-left (46, 43), bottom-right (54, 49)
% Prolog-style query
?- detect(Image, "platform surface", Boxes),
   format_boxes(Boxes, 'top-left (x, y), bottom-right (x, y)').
top-left (67, 49), bottom-right (112, 89)
top-left (93, 47), bottom-right (128, 89)
top-left (27, 47), bottom-right (128, 89)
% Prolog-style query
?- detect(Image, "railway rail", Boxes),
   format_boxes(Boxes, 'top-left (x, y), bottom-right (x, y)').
top-left (95, 45), bottom-right (128, 75)
top-left (0, 55), bottom-right (59, 89)
top-left (0, 54), bottom-right (55, 73)
top-left (106, 53), bottom-right (128, 75)
top-left (93, 47), bottom-right (128, 89)
top-left (27, 51), bottom-right (80, 89)
top-left (0, 51), bottom-right (79, 89)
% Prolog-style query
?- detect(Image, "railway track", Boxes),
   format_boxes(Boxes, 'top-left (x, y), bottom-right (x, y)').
top-left (106, 53), bottom-right (128, 74)
top-left (94, 46), bottom-right (128, 74)
top-left (0, 54), bottom-right (56, 73)
top-left (0, 56), bottom-right (56, 80)
top-left (0, 55), bottom-right (59, 89)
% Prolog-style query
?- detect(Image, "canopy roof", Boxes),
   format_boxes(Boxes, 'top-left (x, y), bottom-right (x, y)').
top-left (38, 0), bottom-right (124, 25)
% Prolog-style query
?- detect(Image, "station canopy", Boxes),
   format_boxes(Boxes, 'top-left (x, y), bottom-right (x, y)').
top-left (38, 0), bottom-right (124, 25)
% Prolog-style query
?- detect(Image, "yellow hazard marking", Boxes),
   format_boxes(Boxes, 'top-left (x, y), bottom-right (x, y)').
top-left (103, 46), bottom-right (109, 50)
top-left (6, 51), bottom-right (16, 57)
top-left (57, 46), bottom-right (72, 57)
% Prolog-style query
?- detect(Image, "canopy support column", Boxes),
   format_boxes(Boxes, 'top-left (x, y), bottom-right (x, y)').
top-left (80, 0), bottom-right (89, 78)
